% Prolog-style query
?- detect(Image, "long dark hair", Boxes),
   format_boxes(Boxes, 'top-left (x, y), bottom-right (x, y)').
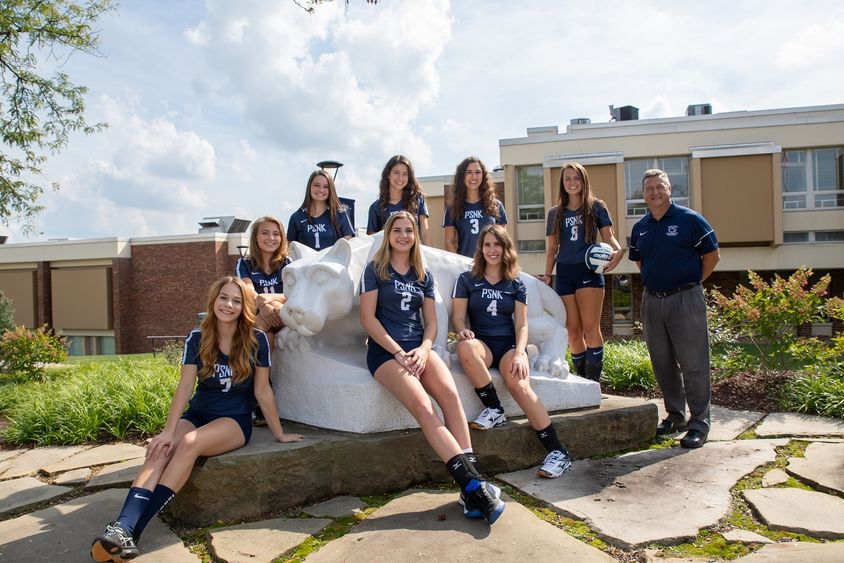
top-left (451, 156), bottom-right (499, 221)
top-left (298, 169), bottom-right (345, 238)
top-left (553, 162), bottom-right (601, 244)
top-left (378, 155), bottom-right (424, 215)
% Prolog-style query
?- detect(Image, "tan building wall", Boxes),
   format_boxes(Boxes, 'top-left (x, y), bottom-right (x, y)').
top-left (700, 154), bottom-right (775, 245)
top-left (0, 269), bottom-right (37, 328)
top-left (51, 267), bottom-right (113, 331)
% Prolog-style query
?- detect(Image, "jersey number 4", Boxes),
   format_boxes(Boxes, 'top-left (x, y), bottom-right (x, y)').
top-left (486, 299), bottom-right (498, 317)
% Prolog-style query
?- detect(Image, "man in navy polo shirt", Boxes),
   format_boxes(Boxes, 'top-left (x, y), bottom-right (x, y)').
top-left (628, 169), bottom-right (720, 448)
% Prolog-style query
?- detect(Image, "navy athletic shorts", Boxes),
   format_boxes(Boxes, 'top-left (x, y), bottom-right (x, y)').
top-left (477, 335), bottom-right (516, 370)
top-left (367, 339), bottom-right (422, 376)
top-left (555, 262), bottom-right (605, 296)
top-left (181, 409), bottom-right (253, 444)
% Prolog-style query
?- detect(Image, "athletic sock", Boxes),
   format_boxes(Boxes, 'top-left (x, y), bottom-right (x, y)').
top-left (115, 487), bottom-right (152, 538)
top-left (474, 382), bottom-right (502, 411)
top-left (571, 351), bottom-right (587, 375)
top-left (445, 454), bottom-right (482, 490)
top-left (586, 346), bottom-right (604, 366)
top-left (464, 449), bottom-right (480, 474)
top-left (536, 423), bottom-right (564, 453)
top-left (131, 484), bottom-right (176, 541)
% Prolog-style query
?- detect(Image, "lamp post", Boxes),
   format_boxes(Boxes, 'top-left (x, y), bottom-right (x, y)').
top-left (317, 160), bottom-right (344, 180)
top-left (237, 245), bottom-right (248, 258)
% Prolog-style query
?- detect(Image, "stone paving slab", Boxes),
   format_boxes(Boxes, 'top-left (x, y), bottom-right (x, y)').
top-left (85, 457), bottom-right (145, 490)
top-left (304, 489), bottom-right (615, 562)
top-left (41, 443), bottom-right (146, 475)
top-left (0, 445), bottom-right (91, 480)
top-left (302, 495), bottom-right (366, 518)
top-left (755, 412), bottom-right (844, 438)
top-left (499, 440), bottom-right (779, 548)
top-left (785, 441), bottom-right (844, 495)
top-left (722, 529), bottom-right (773, 544)
top-left (0, 450), bottom-right (23, 465)
top-left (209, 517), bottom-right (331, 562)
top-left (738, 541), bottom-right (844, 562)
top-left (761, 468), bottom-right (789, 487)
top-left (0, 476), bottom-right (70, 517)
top-left (743, 488), bottom-right (844, 539)
top-left (647, 399), bottom-right (764, 441)
top-left (53, 467), bottom-right (90, 486)
top-left (0, 488), bottom-right (197, 562)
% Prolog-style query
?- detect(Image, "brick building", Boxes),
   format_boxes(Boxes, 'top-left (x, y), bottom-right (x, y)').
top-left (0, 232), bottom-right (245, 354)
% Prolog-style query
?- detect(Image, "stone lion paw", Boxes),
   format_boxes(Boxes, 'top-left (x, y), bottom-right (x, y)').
top-left (547, 357), bottom-right (565, 378)
top-left (279, 327), bottom-right (303, 351)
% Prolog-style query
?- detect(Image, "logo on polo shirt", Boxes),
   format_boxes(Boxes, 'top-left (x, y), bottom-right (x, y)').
top-left (666, 225), bottom-right (679, 236)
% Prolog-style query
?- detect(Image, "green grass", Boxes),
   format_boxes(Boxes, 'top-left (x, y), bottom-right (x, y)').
top-left (0, 356), bottom-right (178, 445)
top-left (780, 372), bottom-right (844, 418)
top-left (601, 339), bottom-right (656, 393)
top-left (66, 353), bottom-right (154, 364)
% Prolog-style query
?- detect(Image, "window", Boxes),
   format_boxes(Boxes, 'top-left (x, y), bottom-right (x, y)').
top-left (516, 166), bottom-right (544, 221)
top-left (517, 240), bottom-right (546, 253)
top-left (65, 334), bottom-right (115, 356)
top-left (782, 148), bottom-right (844, 210)
top-left (624, 157), bottom-right (689, 217)
top-left (612, 274), bottom-right (632, 322)
top-left (783, 230), bottom-right (844, 244)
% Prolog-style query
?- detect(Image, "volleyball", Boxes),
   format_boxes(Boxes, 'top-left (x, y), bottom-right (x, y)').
top-left (585, 243), bottom-right (614, 274)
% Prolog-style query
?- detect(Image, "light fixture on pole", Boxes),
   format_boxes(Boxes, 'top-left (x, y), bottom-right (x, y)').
top-left (236, 245), bottom-right (248, 258)
top-left (317, 160), bottom-right (344, 180)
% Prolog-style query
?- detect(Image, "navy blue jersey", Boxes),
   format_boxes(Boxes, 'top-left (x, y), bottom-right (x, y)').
top-left (545, 203), bottom-right (612, 264)
top-left (360, 261), bottom-right (435, 341)
top-left (286, 207), bottom-right (354, 251)
top-left (366, 195), bottom-right (430, 234)
top-left (443, 200), bottom-right (508, 257)
top-left (452, 272), bottom-right (527, 339)
top-left (628, 203), bottom-right (719, 293)
top-left (183, 328), bottom-right (271, 416)
top-left (236, 256), bottom-right (290, 294)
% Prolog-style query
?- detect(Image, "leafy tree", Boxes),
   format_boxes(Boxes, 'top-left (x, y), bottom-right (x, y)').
top-left (0, 0), bottom-right (114, 232)
top-left (0, 290), bottom-right (14, 334)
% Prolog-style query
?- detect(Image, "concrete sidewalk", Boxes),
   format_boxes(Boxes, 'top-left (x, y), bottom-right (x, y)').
top-left (0, 402), bottom-right (842, 562)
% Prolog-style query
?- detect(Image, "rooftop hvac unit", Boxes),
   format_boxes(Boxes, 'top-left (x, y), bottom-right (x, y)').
top-left (686, 103), bottom-right (713, 116)
top-left (570, 117), bottom-right (591, 125)
top-left (609, 105), bottom-right (639, 121)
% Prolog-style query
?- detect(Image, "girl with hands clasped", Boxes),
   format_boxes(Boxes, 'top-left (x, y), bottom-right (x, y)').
top-left (237, 216), bottom-right (291, 335)
top-left (91, 277), bottom-right (302, 562)
top-left (453, 225), bottom-right (572, 479)
top-left (540, 162), bottom-right (622, 383)
top-left (359, 212), bottom-right (504, 525)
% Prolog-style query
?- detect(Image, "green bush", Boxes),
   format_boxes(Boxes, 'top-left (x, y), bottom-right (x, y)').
top-left (780, 372), bottom-right (844, 418)
top-left (1, 357), bottom-right (179, 445)
top-left (0, 291), bottom-right (14, 335)
top-left (601, 339), bottom-right (656, 393)
top-left (156, 339), bottom-right (184, 367)
top-left (0, 325), bottom-right (68, 379)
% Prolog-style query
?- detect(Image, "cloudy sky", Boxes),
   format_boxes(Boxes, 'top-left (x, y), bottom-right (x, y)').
top-left (13, 0), bottom-right (844, 241)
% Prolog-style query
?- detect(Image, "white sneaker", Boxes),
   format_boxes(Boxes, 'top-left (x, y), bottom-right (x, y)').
top-left (538, 449), bottom-right (572, 478)
top-left (469, 407), bottom-right (506, 430)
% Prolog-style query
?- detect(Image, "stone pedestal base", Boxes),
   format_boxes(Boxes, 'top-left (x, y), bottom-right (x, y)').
top-left (273, 341), bottom-right (602, 434)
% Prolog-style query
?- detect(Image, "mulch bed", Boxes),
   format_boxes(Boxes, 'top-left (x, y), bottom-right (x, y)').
top-left (711, 370), bottom-right (797, 413)
top-left (609, 370), bottom-right (799, 414)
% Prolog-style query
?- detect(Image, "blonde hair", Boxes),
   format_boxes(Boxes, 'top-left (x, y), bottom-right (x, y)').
top-left (372, 211), bottom-right (426, 283)
top-left (471, 224), bottom-right (519, 281)
top-left (197, 276), bottom-right (257, 385)
top-left (247, 216), bottom-right (288, 273)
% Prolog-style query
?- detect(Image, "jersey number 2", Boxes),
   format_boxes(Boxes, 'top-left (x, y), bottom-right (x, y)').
top-left (400, 292), bottom-right (412, 311)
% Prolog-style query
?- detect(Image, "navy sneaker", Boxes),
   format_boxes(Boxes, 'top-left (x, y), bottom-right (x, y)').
top-left (464, 479), bottom-right (505, 524)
